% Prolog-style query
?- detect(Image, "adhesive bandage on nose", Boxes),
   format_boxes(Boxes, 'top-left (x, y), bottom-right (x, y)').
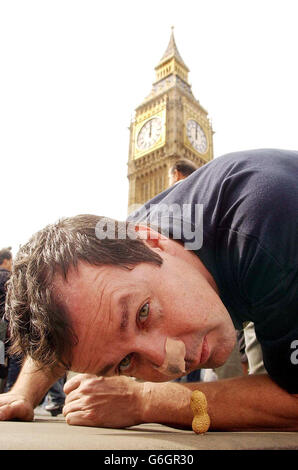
top-left (154, 337), bottom-right (186, 377)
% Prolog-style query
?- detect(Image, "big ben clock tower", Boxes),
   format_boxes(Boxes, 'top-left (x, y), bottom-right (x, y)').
top-left (127, 28), bottom-right (214, 209)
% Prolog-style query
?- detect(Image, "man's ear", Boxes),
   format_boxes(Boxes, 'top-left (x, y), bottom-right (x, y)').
top-left (173, 168), bottom-right (180, 183)
top-left (176, 170), bottom-right (184, 182)
top-left (135, 225), bottom-right (169, 251)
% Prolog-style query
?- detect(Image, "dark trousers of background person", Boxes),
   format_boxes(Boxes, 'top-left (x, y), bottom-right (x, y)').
top-left (174, 369), bottom-right (201, 383)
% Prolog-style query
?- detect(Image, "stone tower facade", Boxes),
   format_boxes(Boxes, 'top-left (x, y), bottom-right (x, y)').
top-left (127, 29), bottom-right (214, 210)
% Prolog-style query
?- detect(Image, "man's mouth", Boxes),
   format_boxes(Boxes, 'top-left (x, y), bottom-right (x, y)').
top-left (184, 336), bottom-right (209, 372)
top-left (200, 336), bottom-right (209, 365)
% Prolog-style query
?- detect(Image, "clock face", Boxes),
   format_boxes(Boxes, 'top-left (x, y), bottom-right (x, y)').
top-left (186, 120), bottom-right (208, 154)
top-left (136, 117), bottom-right (163, 151)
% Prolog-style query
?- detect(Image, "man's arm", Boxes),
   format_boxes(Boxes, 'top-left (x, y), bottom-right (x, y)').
top-left (0, 357), bottom-right (63, 421)
top-left (143, 374), bottom-right (298, 431)
top-left (63, 373), bottom-right (298, 431)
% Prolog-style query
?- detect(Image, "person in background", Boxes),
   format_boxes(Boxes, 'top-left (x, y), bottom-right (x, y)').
top-left (168, 159), bottom-right (198, 187)
top-left (0, 247), bottom-right (12, 315)
top-left (0, 248), bottom-right (12, 387)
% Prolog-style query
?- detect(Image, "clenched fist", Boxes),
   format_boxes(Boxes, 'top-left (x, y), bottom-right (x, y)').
top-left (63, 374), bottom-right (146, 428)
top-left (0, 392), bottom-right (34, 422)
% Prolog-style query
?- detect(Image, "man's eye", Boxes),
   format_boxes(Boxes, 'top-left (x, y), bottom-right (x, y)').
top-left (118, 354), bottom-right (132, 372)
top-left (138, 302), bottom-right (149, 324)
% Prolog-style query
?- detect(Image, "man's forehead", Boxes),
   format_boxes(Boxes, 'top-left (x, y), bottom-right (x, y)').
top-left (52, 261), bottom-right (141, 324)
top-left (54, 261), bottom-right (126, 295)
top-left (52, 263), bottom-right (105, 325)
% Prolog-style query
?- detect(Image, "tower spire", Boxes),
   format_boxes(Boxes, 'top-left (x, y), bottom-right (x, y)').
top-left (154, 27), bottom-right (189, 84)
top-left (158, 27), bottom-right (189, 72)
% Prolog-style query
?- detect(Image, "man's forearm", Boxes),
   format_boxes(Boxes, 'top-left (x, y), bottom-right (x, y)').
top-left (141, 374), bottom-right (298, 431)
top-left (12, 357), bottom-right (64, 407)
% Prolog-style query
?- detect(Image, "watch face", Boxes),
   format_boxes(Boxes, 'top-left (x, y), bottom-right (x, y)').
top-left (137, 117), bottom-right (163, 151)
top-left (186, 120), bottom-right (207, 154)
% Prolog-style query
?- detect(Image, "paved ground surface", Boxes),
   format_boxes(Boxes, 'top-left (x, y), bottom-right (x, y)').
top-left (0, 409), bottom-right (297, 450)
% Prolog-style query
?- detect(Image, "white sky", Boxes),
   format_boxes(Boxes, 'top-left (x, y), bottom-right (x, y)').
top-left (1, 0), bottom-right (297, 254)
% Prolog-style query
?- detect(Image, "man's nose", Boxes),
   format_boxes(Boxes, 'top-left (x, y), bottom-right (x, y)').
top-left (134, 336), bottom-right (186, 377)
top-left (134, 336), bottom-right (166, 368)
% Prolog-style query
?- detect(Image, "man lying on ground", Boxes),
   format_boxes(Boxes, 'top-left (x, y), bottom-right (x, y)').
top-left (0, 149), bottom-right (297, 431)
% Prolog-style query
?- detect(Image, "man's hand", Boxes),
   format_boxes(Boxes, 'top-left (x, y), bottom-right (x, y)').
top-left (0, 391), bottom-right (34, 421)
top-left (63, 374), bottom-right (145, 428)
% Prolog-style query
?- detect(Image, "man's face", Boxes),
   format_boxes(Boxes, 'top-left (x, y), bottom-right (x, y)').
top-left (168, 169), bottom-right (184, 186)
top-left (168, 169), bottom-right (176, 186)
top-left (0, 258), bottom-right (12, 271)
top-left (55, 238), bottom-right (236, 382)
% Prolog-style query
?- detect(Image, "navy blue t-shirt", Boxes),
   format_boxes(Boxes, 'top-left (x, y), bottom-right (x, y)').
top-left (128, 149), bottom-right (298, 393)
